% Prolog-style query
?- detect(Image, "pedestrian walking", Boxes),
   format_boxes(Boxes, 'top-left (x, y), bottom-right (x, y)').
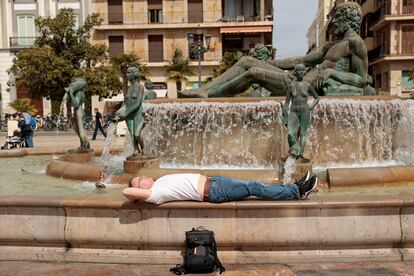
top-left (91, 108), bottom-right (106, 140)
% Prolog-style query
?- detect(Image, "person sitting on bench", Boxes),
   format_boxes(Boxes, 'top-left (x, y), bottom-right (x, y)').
top-left (123, 172), bottom-right (318, 204)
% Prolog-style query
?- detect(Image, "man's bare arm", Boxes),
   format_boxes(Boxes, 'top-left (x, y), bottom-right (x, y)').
top-left (122, 187), bottom-right (151, 201)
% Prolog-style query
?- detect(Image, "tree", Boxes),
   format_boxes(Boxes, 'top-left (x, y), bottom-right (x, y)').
top-left (164, 49), bottom-right (194, 91)
top-left (8, 98), bottom-right (38, 115)
top-left (111, 53), bottom-right (149, 96)
top-left (8, 9), bottom-right (122, 114)
top-left (207, 51), bottom-right (243, 82)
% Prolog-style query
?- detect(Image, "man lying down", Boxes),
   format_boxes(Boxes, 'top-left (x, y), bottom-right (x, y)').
top-left (123, 173), bottom-right (318, 204)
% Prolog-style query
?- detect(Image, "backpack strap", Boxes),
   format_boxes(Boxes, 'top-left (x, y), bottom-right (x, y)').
top-left (170, 264), bottom-right (186, 275)
top-left (212, 239), bottom-right (225, 273)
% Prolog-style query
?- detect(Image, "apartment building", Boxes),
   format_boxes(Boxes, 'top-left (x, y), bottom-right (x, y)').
top-left (0, 0), bottom-right (90, 115)
top-left (90, 0), bottom-right (273, 98)
top-left (306, 0), bottom-right (334, 51)
top-left (360, 0), bottom-right (414, 96)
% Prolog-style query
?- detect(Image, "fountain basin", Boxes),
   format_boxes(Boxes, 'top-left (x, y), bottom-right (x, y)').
top-left (328, 166), bottom-right (414, 187)
top-left (0, 194), bottom-right (414, 264)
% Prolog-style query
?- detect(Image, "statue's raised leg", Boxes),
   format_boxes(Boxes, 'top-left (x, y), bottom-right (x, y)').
top-left (180, 56), bottom-right (288, 98)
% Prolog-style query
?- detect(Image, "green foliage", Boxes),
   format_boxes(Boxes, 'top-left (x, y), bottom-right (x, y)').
top-left (8, 98), bottom-right (38, 115)
top-left (207, 51), bottom-right (243, 82)
top-left (164, 49), bottom-right (194, 89)
top-left (111, 53), bottom-right (149, 95)
top-left (8, 9), bottom-right (122, 110)
top-left (410, 69), bottom-right (414, 81)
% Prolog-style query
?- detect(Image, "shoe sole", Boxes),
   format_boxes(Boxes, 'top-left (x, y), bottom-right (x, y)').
top-left (302, 177), bottom-right (318, 200)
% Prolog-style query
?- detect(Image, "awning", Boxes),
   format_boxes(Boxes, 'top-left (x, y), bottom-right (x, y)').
top-left (220, 26), bottom-right (272, 34)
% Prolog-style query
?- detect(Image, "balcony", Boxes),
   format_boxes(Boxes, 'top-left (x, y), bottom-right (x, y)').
top-left (368, 44), bottom-right (387, 62)
top-left (99, 10), bottom-right (273, 26)
top-left (9, 37), bottom-right (36, 49)
top-left (371, 4), bottom-right (388, 26)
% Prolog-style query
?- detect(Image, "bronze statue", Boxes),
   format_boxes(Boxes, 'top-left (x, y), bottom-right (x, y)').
top-left (144, 79), bottom-right (157, 100)
top-left (180, 2), bottom-right (375, 98)
top-left (113, 67), bottom-right (145, 156)
top-left (67, 77), bottom-right (90, 152)
top-left (283, 64), bottom-right (319, 161)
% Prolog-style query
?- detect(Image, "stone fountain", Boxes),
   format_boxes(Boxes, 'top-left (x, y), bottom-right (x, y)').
top-left (2, 1), bottom-right (414, 265)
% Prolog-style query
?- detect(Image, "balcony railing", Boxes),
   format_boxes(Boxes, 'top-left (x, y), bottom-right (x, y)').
top-left (368, 43), bottom-right (388, 61)
top-left (371, 4), bottom-right (388, 25)
top-left (100, 11), bottom-right (273, 25)
top-left (9, 37), bottom-right (36, 48)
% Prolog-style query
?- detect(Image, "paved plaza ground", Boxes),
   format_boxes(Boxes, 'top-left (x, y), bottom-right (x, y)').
top-left (0, 130), bottom-right (124, 151)
top-left (1, 261), bottom-right (414, 275)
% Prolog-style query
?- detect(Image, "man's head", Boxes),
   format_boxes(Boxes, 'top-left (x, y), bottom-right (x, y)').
top-left (129, 175), bottom-right (154, 189)
top-left (333, 2), bottom-right (362, 36)
top-left (127, 67), bottom-right (140, 81)
top-left (94, 108), bottom-right (98, 113)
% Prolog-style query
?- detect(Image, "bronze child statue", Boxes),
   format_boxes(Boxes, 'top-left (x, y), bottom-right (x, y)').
top-left (113, 67), bottom-right (145, 157)
top-left (67, 77), bottom-right (90, 152)
top-left (283, 64), bottom-right (319, 162)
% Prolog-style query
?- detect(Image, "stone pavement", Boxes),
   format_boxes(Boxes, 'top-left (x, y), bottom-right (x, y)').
top-left (0, 261), bottom-right (414, 275)
top-left (0, 131), bottom-right (125, 151)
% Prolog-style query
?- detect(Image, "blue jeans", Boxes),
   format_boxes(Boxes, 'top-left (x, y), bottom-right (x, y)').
top-left (208, 176), bottom-right (299, 203)
top-left (24, 130), bottom-right (34, 148)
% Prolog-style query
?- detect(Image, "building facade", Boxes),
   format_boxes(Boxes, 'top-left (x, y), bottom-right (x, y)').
top-left (306, 0), bottom-right (334, 52)
top-left (0, 0), bottom-right (90, 115)
top-left (360, 0), bottom-right (414, 96)
top-left (90, 0), bottom-right (273, 99)
top-left (308, 0), bottom-right (414, 97)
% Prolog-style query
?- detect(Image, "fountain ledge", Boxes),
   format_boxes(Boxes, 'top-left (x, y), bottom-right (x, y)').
top-left (0, 194), bottom-right (414, 264)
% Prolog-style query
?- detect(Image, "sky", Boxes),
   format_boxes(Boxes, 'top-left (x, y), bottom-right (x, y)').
top-left (273, 0), bottom-right (318, 58)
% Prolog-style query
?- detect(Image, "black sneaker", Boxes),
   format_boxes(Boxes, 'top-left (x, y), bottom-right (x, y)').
top-left (295, 171), bottom-right (310, 185)
top-left (298, 175), bottom-right (318, 200)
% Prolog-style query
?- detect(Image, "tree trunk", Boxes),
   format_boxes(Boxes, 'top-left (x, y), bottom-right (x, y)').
top-left (176, 80), bottom-right (182, 91)
top-left (123, 75), bottom-right (128, 96)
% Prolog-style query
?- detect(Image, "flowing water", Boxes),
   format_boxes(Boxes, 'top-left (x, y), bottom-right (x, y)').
top-left (99, 122), bottom-right (118, 184)
top-left (143, 99), bottom-right (414, 169)
top-left (283, 155), bottom-right (296, 183)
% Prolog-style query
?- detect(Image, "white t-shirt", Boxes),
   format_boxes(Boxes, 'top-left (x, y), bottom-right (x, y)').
top-left (145, 174), bottom-right (203, 204)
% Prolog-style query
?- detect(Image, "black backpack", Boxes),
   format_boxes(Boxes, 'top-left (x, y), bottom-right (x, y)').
top-left (170, 226), bottom-right (225, 275)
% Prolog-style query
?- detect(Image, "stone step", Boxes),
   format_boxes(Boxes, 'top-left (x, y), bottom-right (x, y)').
top-left (0, 194), bottom-right (413, 264)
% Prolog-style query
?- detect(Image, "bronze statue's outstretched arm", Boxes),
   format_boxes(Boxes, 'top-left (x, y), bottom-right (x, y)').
top-left (271, 42), bottom-right (335, 70)
top-left (308, 84), bottom-right (319, 110)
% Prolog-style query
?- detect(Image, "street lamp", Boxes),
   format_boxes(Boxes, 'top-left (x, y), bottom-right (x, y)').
top-left (188, 27), bottom-right (211, 88)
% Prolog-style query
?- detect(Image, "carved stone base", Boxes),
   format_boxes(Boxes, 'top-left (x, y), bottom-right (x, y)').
top-left (278, 157), bottom-right (312, 183)
top-left (61, 149), bottom-right (94, 163)
top-left (124, 155), bottom-right (160, 175)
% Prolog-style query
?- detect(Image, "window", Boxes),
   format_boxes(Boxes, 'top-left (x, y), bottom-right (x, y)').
top-left (148, 0), bottom-right (162, 23)
top-left (188, 0), bottom-right (203, 23)
top-left (17, 15), bottom-right (35, 46)
top-left (73, 15), bottom-right (79, 29)
top-left (403, 0), bottom-right (414, 14)
top-left (402, 25), bottom-right (414, 55)
top-left (108, 36), bottom-right (124, 57)
top-left (108, 0), bottom-right (123, 24)
top-left (188, 34), bottom-right (204, 60)
top-left (148, 35), bottom-right (163, 62)
top-left (402, 71), bottom-right (414, 91)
